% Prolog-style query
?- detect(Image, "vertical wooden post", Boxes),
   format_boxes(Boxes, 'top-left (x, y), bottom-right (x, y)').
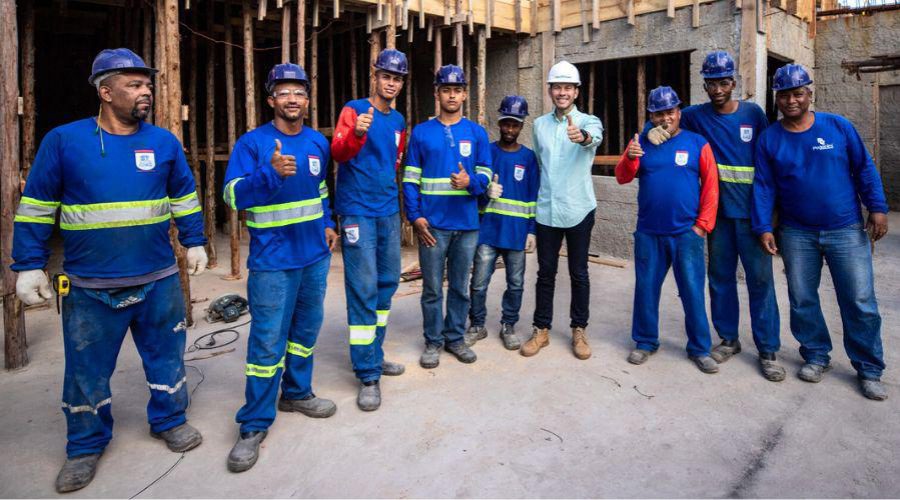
top-left (282, 2), bottom-right (292, 63)
top-left (592, 0), bottom-right (600, 29)
top-left (626, 0), bottom-right (636, 26)
top-left (369, 30), bottom-right (381, 97)
top-left (22, 1), bottom-right (36, 182)
top-left (259, 0), bottom-right (269, 20)
top-left (155, 0), bottom-right (169, 128)
top-left (485, 0), bottom-right (492, 37)
top-left (464, 39), bottom-right (471, 117)
top-left (311, 28), bottom-right (319, 129)
top-left (297, 0), bottom-right (306, 66)
top-left (580, 0), bottom-right (590, 43)
top-left (433, 27), bottom-right (441, 116)
top-left (553, 0), bottom-right (562, 32)
top-left (476, 27), bottom-right (486, 126)
top-left (205, 1), bottom-right (218, 269)
top-left (188, 13), bottom-right (201, 191)
top-left (386, 0), bottom-right (397, 49)
top-left (636, 58), bottom-right (646, 129)
top-left (667, 0), bottom-right (675, 18)
top-left (455, 22), bottom-right (463, 65)
top-left (617, 59), bottom-right (624, 151)
top-left (602, 65), bottom-right (609, 154)
top-left (350, 27), bottom-right (359, 99)
top-left (143, 5), bottom-right (154, 124)
top-left (244, 0), bottom-right (258, 131)
top-left (328, 35), bottom-right (336, 127)
top-left (588, 61), bottom-right (595, 115)
top-left (225, 19), bottom-right (241, 280)
top-left (2, 0), bottom-right (27, 370)
top-left (692, 0), bottom-right (701, 28)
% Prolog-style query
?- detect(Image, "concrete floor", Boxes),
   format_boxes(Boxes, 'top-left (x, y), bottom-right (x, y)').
top-left (1, 215), bottom-right (899, 498)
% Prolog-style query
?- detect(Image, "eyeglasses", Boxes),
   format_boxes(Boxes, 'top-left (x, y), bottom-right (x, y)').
top-left (273, 89), bottom-right (309, 99)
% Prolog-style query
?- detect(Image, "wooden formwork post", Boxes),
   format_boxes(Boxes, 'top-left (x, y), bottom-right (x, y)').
top-left (350, 27), bottom-right (359, 99)
top-left (282, 2), bottom-right (292, 63)
top-left (433, 26), bottom-right (441, 116)
top-left (2, 0), bottom-right (27, 370)
top-left (588, 61), bottom-right (595, 115)
top-left (204, 1), bottom-right (218, 269)
top-left (328, 35), bottom-right (336, 127)
top-left (297, 0), bottom-right (306, 67)
top-left (617, 59), bottom-right (624, 152)
top-left (386, 0), bottom-right (397, 49)
top-left (244, 0), bottom-right (258, 131)
top-left (143, 5), bottom-right (154, 124)
top-left (476, 27), bottom-right (486, 126)
top-left (188, 13), bottom-right (201, 190)
top-left (155, 0), bottom-right (169, 128)
top-left (225, 17), bottom-right (241, 280)
top-left (369, 30), bottom-right (381, 97)
top-left (311, 27), bottom-right (319, 129)
top-left (636, 58), bottom-right (646, 130)
top-left (22, 1), bottom-right (36, 182)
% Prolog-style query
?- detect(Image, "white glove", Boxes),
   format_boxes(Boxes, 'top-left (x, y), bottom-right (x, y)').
top-left (647, 125), bottom-right (672, 146)
top-left (16, 270), bottom-right (53, 305)
top-left (487, 174), bottom-right (503, 200)
top-left (525, 234), bottom-right (537, 253)
top-left (186, 246), bottom-right (208, 276)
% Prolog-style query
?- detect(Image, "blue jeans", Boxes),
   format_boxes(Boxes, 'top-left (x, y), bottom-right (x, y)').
top-left (236, 256), bottom-right (330, 433)
top-left (631, 230), bottom-right (712, 357)
top-left (708, 217), bottom-right (780, 353)
top-left (340, 214), bottom-right (401, 383)
top-left (61, 273), bottom-right (188, 458)
top-left (419, 228), bottom-right (479, 347)
top-left (778, 224), bottom-right (884, 380)
top-left (469, 244), bottom-right (526, 327)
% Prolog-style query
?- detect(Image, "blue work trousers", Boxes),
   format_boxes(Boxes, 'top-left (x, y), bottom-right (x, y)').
top-left (631, 230), bottom-right (712, 357)
top-left (708, 217), bottom-right (780, 354)
top-left (235, 256), bottom-right (330, 433)
top-left (340, 214), bottom-right (401, 383)
top-left (419, 228), bottom-right (479, 347)
top-left (778, 224), bottom-right (884, 380)
top-left (61, 273), bottom-right (188, 458)
top-left (469, 244), bottom-right (527, 327)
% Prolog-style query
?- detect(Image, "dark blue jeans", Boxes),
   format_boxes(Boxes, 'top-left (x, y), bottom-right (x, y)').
top-left (631, 230), bottom-right (712, 357)
top-left (468, 244), bottom-right (527, 327)
top-left (419, 228), bottom-right (479, 347)
top-left (533, 210), bottom-right (595, 329)
top-left (778, 224), bottom-right (884, 380)
top-left (708, 217), bottom-right (780, 353)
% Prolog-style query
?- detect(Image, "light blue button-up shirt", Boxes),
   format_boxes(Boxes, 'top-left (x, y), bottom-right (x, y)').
top-left (532, 106), bottom-right (604, 228)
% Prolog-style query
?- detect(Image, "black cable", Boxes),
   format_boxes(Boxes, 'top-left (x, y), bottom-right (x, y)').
top-left (128, 453), bottom-right (185, 500)
top-left (185, 319), bottom-right (250, 353)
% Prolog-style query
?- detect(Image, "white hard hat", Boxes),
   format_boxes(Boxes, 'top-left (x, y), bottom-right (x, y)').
top-left (547, 61), bottom-right (581, 86)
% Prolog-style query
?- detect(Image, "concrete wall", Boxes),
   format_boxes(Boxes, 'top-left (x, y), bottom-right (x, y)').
top-left (766, 8), bottom-right (815, 73)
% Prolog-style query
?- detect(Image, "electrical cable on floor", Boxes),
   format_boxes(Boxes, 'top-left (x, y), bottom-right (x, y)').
top-left (128, 453), bottom-right (185, 499)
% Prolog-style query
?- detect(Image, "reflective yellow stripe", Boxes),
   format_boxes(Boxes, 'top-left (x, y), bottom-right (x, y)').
top-left (59, 197), bottom-right (172, 230)
top-left (16, 196), bottom-right (60, 222)
top-left (224, 178), bottom-right (243, 210)
top-left (170, 191), bottom-right (202, 218)
top-left (245, 356), bottom-right (286, 378)
top-left (403, 166), bottom-right (422, 185)
top-left (245, 197), bottom-right (324, 229)
top-left (420, 177), bottom-right (468, 196)
top-left (20, 196), bottom-right (60, 208)
top-left (376, 309), bottom-right (390, 328)
top-left (287, 341), bottom-right (314, 358)
top-left (318, 180), bottom-right (329, 199)
top-left (718, 164), bottom-right (754, 184)
top-left (14, 215), bottom-right (54, 224)
top-left (349, 325), bottom-right (377, 346)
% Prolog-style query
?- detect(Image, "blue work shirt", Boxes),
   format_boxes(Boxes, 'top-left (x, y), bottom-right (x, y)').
top-left (532, 106), bottom-right (603, 228)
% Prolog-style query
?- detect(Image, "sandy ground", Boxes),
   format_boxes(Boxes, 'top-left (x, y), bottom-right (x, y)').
top-left (1, 214), bottom-right (898, 498)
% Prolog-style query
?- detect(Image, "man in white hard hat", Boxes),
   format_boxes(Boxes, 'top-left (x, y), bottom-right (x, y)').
top-left (523, 61), bottom-right (603, 360)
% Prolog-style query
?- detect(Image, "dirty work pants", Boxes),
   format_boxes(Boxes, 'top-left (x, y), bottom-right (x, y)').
top-left (469, 244), bottom-right (527, 327)
top-left (778, 223), bottom-right (884, 380)
top-left (340, 214), bottom-right (401, 383)
top-left (708, 216), bottom-right (781, 354)
top-left (61, 273), bottom-right (188, 458)
top-left (631, 230), bottom-right (712, 357)
top-left (533, 209), bottom-right (595, 330)
top-left (235, 256), bottom-right (330, 433)
top-left (419, 228), bottom-right (479, 348)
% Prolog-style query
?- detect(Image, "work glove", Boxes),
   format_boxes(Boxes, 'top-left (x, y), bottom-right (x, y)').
top-left (525, 234), bottom-right (537, 253)
top-left (16, 270), bottom-right (52, 306)
top-left (487, 174), bottom-right (503, 199)
top-left (647, 125), bottom-right (671, 146)
top-left (186, 246), bottom-right (208, 276)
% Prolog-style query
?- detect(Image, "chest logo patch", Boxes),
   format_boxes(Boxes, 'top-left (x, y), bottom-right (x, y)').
top-left (395, 131), bottom-right (402, 148)
top-left (740, 125), bottom-right (753, 143)
top-left (674, 150), bottom-right (689, 167)
top-left (344, 224), bottom-right (360, 244)
top-left (459, 140), bottom-right (472, 158)
top-left (135, 150), bottom-right (156, 171)
top-left (812, 137), bottom-right (834, 151)
top-left (308, 155), bottom-right (321, 176)
top-left (514, 164), bottom-right (525, 181)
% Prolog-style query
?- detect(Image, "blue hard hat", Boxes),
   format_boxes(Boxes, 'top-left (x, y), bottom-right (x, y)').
top-left (88, 48), bottom-right (157, 85)
top-left (772, 64), bottom-right (813, 91)
top-left (434, 65), bottom-right (467, 86)
top-left (266, 63), bottom-right (310, 94)
top-left (374, 49), bottom-right (409, 76)
top-left (647, 86), bottom-right (681, 112)
top-left (498, 95), bottom-right (529, 122)
top-left (701, 50), bottom-right (735, 79)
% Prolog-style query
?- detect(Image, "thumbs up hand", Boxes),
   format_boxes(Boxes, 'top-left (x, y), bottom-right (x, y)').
top-left (487, 173), bottom-right (503, 199)
top-left (271, 139), bottom-right (298, 177)
top-left (566, 114), bottom-right (586, 144)
top-left (626, 133), bottom-right (644, 160)
top-left (355, 106), bottom-right (375, 137)
top-left (450, 162), bottom-right (470, 190)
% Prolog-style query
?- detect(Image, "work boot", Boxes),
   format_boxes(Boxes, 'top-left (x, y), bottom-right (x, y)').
top-left (627, 348), bottom-right (655, 365)
top-left (690, 355), bottom-right (720, 374)
top-left (572, 327), bottom-right (591, 360)
top-left (420, 344), bottom-right (441, 369)
top-left (798, 363), bottom-right (831, 383)
top-left (520, 327), bottom-right (549, 357)
top-left (227, 431), bottom-right (267, 473)
top-left (357, 381), bottom-right (382, 411)
top-left (758, 353), bottom-right (786, 382)
top-left (382, 360), bottom-right (405, 376)
top-left (445, 342), bottom-right (477, 363)
top-left (150, 422), bottom-right (203, 452)
top-left (55, 453), bottom-right (102, 493)
top-left (710, 339), bottom-right (742, 363)
top-left (277, 394), bottom-right (337, 418)
top-left (859, 378), bottom-right (888, 401)
top-left (499, 323), bottom-right (521, 350)
top-left (464, 325), bottom-right (488, 346)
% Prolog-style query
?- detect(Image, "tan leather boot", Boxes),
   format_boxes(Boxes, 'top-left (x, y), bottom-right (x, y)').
top-left (572, 327), bottom-right (591, 360)
top-left (520, 327), bottom-right (549, 357)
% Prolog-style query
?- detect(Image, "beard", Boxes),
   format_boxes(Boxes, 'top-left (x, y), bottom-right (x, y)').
top-left (130, 102), bottom-right (151, 121)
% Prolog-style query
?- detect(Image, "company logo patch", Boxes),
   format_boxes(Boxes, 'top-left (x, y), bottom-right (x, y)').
top-left (812, 137), bottom-right (834, 151)
top-left (459, 140), bottom-right (472, 158)
top-left (514, 164), bottom-right (525, 181)
top-left (344, 224), bottom-right (359, 244)
top-left (674, 150), bottom-right (689, 167)
top-left (740, 125), bottom-right (753, 143)
top-left (135, 150), bottom-right (156, 171)
top-left (308, 155), bottom-right (321, 176)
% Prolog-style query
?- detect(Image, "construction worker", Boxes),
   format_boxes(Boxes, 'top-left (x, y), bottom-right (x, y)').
top-left (524, 61), bottom-right (603, 360)
top-left (615, 86), bottom-right (720, 374)
top-left (11, 48), bottom-right (208, 493)
top-left (466, 95), bottom-right (540, 350)
top-left (403, 65), bottom-right (492, 369)
top-left (646, 51), bottom-right (782, 381)
top-left (331, 49), bottom-right (408, 411)
top-left (752, 64), bottom-right (889, 400)
top-left (223, 63), bottom-right (338, 472)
